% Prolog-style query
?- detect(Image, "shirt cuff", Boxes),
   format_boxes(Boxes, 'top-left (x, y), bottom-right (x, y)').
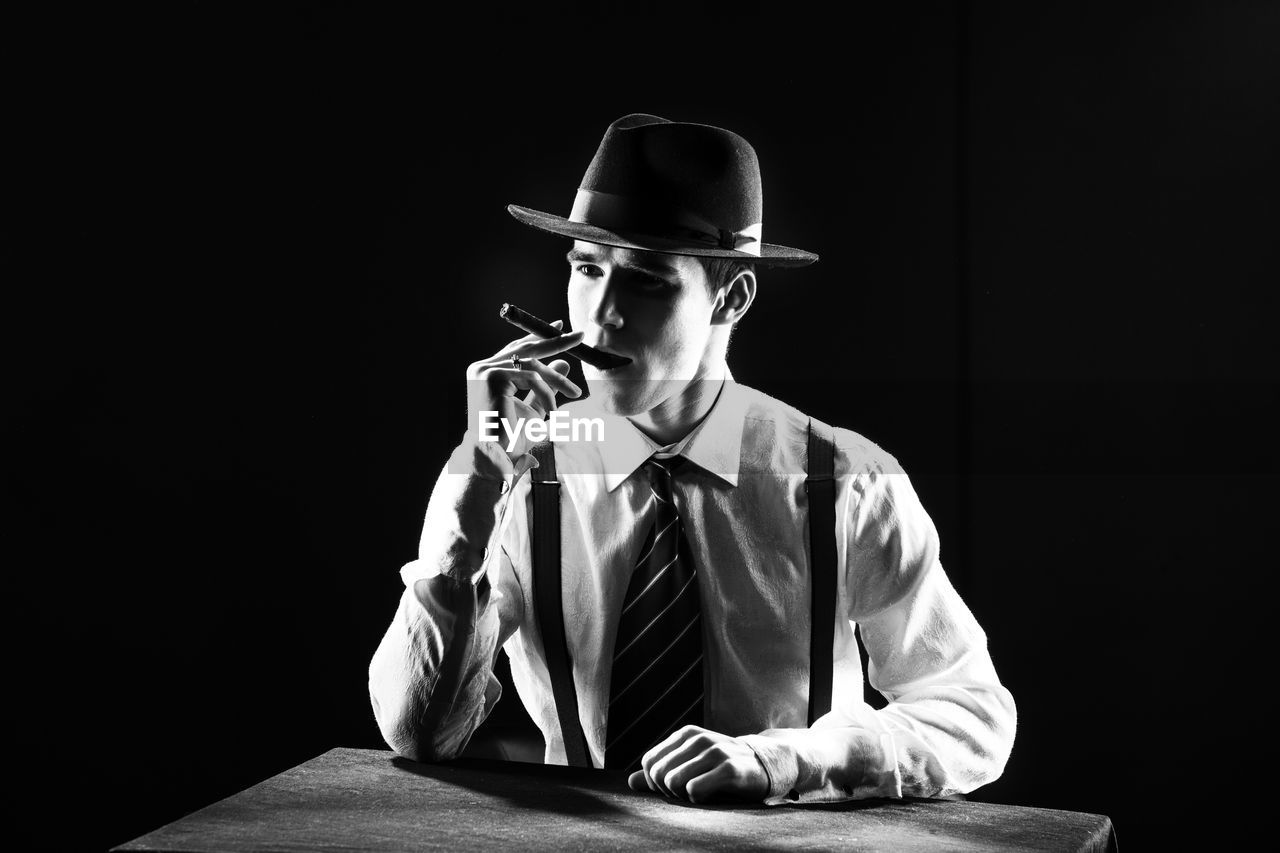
top-left (740, 729), bottom-right (903, 805)
top-left (857, 731), bottom-right (902, 799)
top-left (401, 438), bottom-right (536, 589)
top-left (448, 432), bottom-right (538, 483)
top-left (739, 734), bottom-right (801, 803)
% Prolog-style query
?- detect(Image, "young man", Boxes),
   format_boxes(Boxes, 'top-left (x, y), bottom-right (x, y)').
top-left (369, 114), bottom-right (1015, 805)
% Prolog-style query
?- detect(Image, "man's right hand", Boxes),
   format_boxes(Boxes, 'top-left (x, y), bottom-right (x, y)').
top-left (465, 320), bottom-right (585, 462)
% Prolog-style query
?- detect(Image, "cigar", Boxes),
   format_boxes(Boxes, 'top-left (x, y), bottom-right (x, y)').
top-left (499, 303), bottom-right (632, 370)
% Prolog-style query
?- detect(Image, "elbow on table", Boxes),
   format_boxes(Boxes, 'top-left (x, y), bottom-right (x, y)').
top-left (375, 707), bottom-right (464, 764)
top-left (370, 687), bottom-right (463, 764)
top-left (935, 685), bottom-right (1018, 795)
top-left (999, 690), bottom-right (1017, 760)
top-left (384, 726), bottom-right (452, 765)
top-left (977, 686), bottom-right (1018, 784)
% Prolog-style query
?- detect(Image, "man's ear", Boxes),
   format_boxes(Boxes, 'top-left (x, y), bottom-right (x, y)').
top-left (711, 269), bottom-right (757, 326)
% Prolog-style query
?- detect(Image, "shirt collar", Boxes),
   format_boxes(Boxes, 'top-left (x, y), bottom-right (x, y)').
top-left (596, 369), bottom-right (746, 492)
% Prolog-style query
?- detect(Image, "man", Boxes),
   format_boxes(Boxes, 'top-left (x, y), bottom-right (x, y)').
top-left (369, 114), bottom-right (1015, 804)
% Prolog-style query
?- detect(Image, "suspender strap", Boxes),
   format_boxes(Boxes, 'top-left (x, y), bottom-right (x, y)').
top-left (805, 418), bottom-right (837, 726)
top-left (528, 440), bottom-right (593, 768)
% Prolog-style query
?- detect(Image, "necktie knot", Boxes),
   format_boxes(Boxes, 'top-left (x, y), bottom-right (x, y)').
top-left (644, 455), bottom-right (686, 512)
top-left (646, 454), bottom-right (687, 482)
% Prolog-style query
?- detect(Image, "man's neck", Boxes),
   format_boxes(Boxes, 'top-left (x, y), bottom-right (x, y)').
top-left (625, 363), bottom-right (727, 447)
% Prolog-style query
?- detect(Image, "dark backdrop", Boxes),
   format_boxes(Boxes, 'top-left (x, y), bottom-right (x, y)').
top-left (7, 2), bottom-right (1277, 849)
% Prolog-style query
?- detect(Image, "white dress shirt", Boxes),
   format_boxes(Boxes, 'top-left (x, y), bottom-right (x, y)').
top-left (369, 375), bottom-right (1016, 804)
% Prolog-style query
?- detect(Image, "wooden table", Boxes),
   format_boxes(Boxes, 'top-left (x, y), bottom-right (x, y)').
top-left (115, 747), bottom-right (1116, 852)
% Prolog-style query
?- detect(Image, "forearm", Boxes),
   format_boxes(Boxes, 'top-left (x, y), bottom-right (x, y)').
top-left (368, 572), bottom-right (503, 761)
top-left (761, 460), bottom-right (1017, 804)
top-left (368, 438), bottom-right (528, 761)
top-left (742, 681), bottom-right (1016, 804)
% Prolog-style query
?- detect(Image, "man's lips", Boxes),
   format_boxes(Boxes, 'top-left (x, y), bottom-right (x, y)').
top-left (585, 342), bottom-right (632, 369)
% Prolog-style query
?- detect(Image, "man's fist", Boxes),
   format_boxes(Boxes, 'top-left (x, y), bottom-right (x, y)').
top-left (627, 725), bottom-right (770, 804)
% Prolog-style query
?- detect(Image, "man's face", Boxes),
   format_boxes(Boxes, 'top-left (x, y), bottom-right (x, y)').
top-left (566, 240), bottom-right (721, 416)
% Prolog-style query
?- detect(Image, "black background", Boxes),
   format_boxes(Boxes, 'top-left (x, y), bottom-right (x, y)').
top-left (7, 2), bottom-right (1277, 849)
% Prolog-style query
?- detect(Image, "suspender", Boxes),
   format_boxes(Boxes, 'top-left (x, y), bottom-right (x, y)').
top-left (528, 418), bottom-right (838, 767)
top-left (529, 441), bottom-right (593, 768)
top-left (805, 418), bottom-right (837, 726)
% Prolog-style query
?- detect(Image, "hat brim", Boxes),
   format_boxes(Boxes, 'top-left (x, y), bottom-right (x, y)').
top-left (507, 205), bottom-right (818, 268)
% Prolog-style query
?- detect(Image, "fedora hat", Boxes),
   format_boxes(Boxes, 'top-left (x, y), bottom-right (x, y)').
top-left (508, 113), bottom-right (818, 267)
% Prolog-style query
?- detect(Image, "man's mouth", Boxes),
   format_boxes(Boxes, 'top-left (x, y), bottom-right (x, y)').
top-left (587, 343), bottom-right (632, 371)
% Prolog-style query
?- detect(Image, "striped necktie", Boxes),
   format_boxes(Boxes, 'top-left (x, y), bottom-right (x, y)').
top-left (604, 455), bottom-right (705, 772)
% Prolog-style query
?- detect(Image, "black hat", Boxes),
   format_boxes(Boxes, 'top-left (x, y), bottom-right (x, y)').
top-left (508, 114), bottom-right (818, 267)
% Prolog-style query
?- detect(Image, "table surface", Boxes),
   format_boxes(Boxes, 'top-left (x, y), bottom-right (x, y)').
top-left (115, 747), bottom-right (1116, 852)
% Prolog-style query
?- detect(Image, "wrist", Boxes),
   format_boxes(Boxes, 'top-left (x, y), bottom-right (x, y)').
top-left (452, 431), bottom-right (536, 481)
top-left (739, 734), bottom-right (801, 802)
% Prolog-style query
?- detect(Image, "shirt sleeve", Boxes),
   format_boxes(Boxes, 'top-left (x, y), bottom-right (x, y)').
top-left (741, 447), bottom-right (1017, 805)
top-left (367, 436), bottom-right (532, 762)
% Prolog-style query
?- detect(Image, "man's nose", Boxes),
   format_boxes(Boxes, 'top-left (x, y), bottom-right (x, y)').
top-left (589, 274), bottom-right (624, 330)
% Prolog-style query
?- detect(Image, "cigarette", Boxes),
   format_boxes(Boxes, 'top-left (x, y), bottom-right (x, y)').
top-left (499, 303), bottom-right (632, 370)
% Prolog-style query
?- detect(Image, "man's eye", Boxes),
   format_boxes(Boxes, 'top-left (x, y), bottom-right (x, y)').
top-left (573, 263), bottom-right (603, 276)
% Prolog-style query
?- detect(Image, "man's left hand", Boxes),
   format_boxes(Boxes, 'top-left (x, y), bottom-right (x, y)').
top-left (626, 725), bottom-right (769, 803)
